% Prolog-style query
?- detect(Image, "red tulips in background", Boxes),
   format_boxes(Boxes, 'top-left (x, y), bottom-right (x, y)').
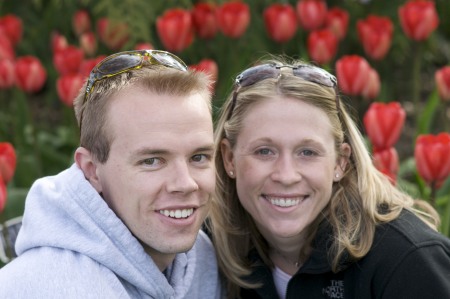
top-left (324, 7), bottom-right (349, 41)
top-left (296, 0), bottom-right (327, 31)
top-left (192, 3), bottom-right (218, 40)
top-left (15, 56), bottom-right (47, 93)
top-left (361, 67), bottom-right (381, 100)
top-left (435, 66), bottom-right (450, 101)
top-left (79, 32), bottom-right (97, 57)
top-left (134, 43), bottom-right (154, 51)
top-left (363, 102), bottom-right (406, 151)
top-left (307, 29), bottom-right (337, 65)
top-left (398, 0), bottom-right (439, 41)
top-left (79, 55), bottom-right (106, 78)
top-left (0, 142), bottom-right (17, 185)
top-left (357, 15), bottom-right (393, 60)
top-left (0, 141), bottom-right (15, 213)
top-left (56, 73), bottom-right (85, 107)
top-left (51, 31), bottom-right (68, 54)
top-left (0, 177), bottom-right (6, 213)
top-left (156, 8), bottom-right (194, 53)
top-left (373, 147), bottom-right (399, 185)
top-left (415, 133), bottom-right (450, 189)
top-left (72, 10), bottom-right (91, 37)
top-left (96, 18), bottom-right (129, 50)
top-left (335, 55), bottom-right (371, 96)
top-left (0, 14), bottom-right (23, 47)
top-left (216, 1), bottom-right (250, 38)
top-left (190, 58), bottom-right (219, 91)
top-left (0, 33), bottom-right (14, 61)
top-left (0, 58), bottom-right (15, 89)
top-left (53, 45), bottom-right (84, 75)
top-left (263, 3), bottom-right (298, 43)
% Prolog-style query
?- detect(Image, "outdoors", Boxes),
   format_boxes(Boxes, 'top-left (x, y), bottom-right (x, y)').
top-left (0, 0), bottom-right (449, 266)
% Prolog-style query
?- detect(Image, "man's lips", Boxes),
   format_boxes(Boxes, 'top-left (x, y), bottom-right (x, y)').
top-left (158, 208), bottom-right (195, 219)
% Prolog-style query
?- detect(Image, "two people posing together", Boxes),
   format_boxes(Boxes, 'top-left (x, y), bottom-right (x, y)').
top-left (0, 49), bottom-right (449, 299)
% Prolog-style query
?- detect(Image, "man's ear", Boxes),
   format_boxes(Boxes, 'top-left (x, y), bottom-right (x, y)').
top-left (334, 143), bottom-right (351, 181)
top-left (74, 147), bottom-right (102, 193)
top-left (221, 138), bottom-right (235, 178)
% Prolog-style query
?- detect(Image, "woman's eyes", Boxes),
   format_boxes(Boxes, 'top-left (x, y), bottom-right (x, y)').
top-left (255, 148), bottom-right (274, 156)
top-left (254, 148), bottom-right (318, 157)
top-left (300, 149), bottom-right (316, 156)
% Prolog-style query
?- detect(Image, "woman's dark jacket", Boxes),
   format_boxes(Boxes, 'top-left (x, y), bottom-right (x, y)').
top-left (240, 209), bottom-right (450, 299)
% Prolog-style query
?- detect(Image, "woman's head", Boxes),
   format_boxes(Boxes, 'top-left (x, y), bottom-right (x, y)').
top-left (209, 57), bottom-right (432, 295)
top-left (217, 61), bottom-right (351, 243)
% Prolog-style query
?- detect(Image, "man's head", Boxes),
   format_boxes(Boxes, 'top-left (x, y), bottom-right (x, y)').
top-left (73, 50), bottom-right (215, 270)
top-left (73, 50), bottom-right (211, 163)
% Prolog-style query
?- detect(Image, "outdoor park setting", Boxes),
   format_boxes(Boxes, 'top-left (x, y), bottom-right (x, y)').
top-left (1, 0), bottom-right (449, 268)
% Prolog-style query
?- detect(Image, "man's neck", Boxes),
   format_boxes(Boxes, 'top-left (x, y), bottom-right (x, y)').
top-left (142, 246), bottom-right (176, 272)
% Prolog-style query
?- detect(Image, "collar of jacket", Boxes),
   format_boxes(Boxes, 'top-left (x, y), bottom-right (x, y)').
top-left (244, 219), bottom-right (354, 284)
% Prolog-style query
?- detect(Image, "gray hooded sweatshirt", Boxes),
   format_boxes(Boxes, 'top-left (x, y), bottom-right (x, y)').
top-left (0, 164), bottom-right (223, 298)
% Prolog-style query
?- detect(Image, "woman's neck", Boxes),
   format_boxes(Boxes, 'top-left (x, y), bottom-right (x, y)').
top-left (270, 250), bottom-right (301, 276)
top-left (265, 233), bottom-right (308, 276)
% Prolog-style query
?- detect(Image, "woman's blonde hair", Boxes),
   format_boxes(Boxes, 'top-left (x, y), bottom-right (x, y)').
top-left (208, 57), bottom-right (439, 298)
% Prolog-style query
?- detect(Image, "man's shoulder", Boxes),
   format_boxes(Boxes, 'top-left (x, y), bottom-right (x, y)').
top-left (0, 246), bottom-right (125, 298)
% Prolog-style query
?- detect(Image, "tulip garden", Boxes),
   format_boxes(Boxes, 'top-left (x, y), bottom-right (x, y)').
top-left (0, 0), bottom-right (449, 266)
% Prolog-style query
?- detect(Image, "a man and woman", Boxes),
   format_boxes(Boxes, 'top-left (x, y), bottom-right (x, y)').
top-left (1, 50), bottom-right (449, 299)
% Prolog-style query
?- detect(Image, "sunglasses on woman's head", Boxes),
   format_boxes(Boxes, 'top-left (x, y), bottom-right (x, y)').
top-left (227, 63), bottom-right (340, 119)
top-left (79, 50), bottom-right (188, 132)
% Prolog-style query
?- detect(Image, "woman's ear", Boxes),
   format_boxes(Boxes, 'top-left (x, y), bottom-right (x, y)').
top-left (221, 138), bottom-right (235, 178)
top-left (334, 143), bottom-right (351, 181)
top-left (74, 147), bottom-right (103, 192)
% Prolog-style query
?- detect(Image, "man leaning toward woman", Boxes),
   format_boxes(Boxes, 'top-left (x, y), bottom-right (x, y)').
top-left (0, 50), bottom-right (224, 298)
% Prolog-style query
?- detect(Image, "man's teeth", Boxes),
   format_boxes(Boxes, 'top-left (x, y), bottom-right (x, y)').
top-left (159, 208), bottom-right (194, 219)
top-left (268, 197), bottom-right (301, 207)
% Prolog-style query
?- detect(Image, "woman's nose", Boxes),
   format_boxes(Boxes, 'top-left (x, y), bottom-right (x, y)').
top-left (270, 155), bottom-right (302, 185)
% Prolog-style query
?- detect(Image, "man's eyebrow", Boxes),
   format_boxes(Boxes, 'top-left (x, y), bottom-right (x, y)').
top-left (194, 144), bottom-right (215, 152)
top-left (133, 148), bottom-right (170, 156)
top-left (131, 144), bottom-right (215, 157)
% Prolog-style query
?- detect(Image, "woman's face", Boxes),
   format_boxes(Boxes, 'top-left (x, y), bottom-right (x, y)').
top-left (222, 96), bottom-right (349, 243)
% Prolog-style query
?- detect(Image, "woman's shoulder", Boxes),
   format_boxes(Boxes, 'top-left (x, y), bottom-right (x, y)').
top-left (376, 209), bottom-right (450, 248)
top-left (360, 209), bottom-right (450, 297)
top-left (363, 208), bottom-right (450, 267)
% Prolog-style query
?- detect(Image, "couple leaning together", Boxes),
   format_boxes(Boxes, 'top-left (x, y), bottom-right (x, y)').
top-left (0, 49), bottom-right (449, 299)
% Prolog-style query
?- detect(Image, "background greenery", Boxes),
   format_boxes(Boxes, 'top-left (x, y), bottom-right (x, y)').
top-left (1, 0), bottom-right (449, 266)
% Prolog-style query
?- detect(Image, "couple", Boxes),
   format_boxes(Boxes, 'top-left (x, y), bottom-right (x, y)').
top-left (0, 50), bottom-right (449, 298)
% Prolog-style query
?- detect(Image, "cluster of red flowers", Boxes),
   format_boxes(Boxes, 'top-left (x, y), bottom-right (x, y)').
top-left (363, 102), bottom-right (406, 184)
top-left (0, 0), bottom-right (449, 197)
top-left (0, 10), bottom-right (218, 108)
top-left (363, 101), bottom-right (450, 188)
top-left (0, 14), bottom-right (47, 93)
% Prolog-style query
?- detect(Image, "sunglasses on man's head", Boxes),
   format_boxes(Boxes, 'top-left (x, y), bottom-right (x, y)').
top-left (83, 49), bottom-right (188, 104)
top-left (79, 50), bottom-right (188, 133)
top-left (227, 63), bottom-right (340, 119)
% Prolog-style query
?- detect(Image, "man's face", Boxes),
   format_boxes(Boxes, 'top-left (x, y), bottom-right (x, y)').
top-left (92, 86), bottom-right (215, 265)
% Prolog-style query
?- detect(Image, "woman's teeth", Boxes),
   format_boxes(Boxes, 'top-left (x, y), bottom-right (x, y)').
top-left (265, 196), bottom-right (302, 207)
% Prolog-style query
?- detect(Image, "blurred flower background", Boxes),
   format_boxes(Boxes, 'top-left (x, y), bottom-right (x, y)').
top-left (0, 0), bottom-right (449, 264)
